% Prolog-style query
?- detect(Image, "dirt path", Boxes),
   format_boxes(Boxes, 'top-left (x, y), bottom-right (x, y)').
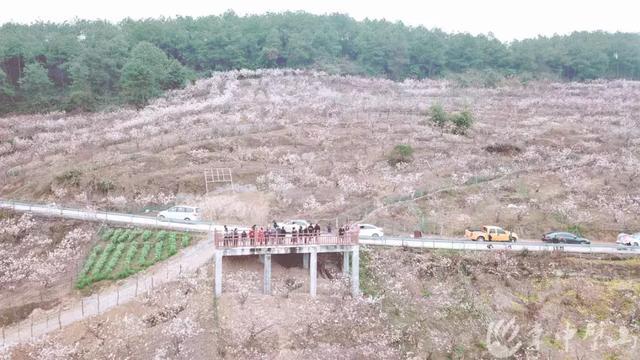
top-left (1, 236), bottom-right (216, 349)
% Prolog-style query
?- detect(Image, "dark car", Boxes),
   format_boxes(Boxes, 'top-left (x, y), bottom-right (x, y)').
top-left (542, 231), bottom-right (590, 244)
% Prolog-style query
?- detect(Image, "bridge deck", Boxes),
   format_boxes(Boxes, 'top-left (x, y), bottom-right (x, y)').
top-left (214, 231), bottom-right (358, 252)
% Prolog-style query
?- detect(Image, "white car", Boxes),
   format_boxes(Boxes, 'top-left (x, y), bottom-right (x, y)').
top-left (358, 224), bottom-right (383, 238)
top-left (157, 206), bottom-right (201, 222)
top-left (617, 233), bottom-right (640, 247)
top-left (278, 220), bottom-right (311, 233)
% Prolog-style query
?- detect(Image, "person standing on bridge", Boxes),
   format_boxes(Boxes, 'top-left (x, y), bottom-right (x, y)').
top-left (241, 230), bottom-right (248, 246)
top-left (233, 228), bottom-right (239, 247)
top-left (258, 227), bottom-right (265, 245)
top-left (249, 226), bottom-right (256, 246)
top-left (307, 224), bottom-right (315, 244)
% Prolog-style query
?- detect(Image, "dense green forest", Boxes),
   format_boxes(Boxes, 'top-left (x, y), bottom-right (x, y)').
top-left (1, 11), bottom-right (639, 114)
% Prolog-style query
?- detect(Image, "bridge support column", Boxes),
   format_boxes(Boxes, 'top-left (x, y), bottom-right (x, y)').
top-left (309, 248), bottom-right (317, 297)
top-left (263, 254), bottom-right (272, 295)
top-left (214, 251), bottom-right (223, 297)
top-left (351, 246), bottom-right (360, 297)
top-left (302, 253), bottom-right (309, 269)
top-left (343, 251), bottom-right (350, 275)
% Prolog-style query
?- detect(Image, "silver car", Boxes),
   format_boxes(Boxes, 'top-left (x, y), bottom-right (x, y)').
top-left (157, 205), bottom-right (201, 222)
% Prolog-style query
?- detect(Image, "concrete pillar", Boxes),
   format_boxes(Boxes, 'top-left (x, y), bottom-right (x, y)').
top-left (263, 254), bottom-right (272, 295)
top-left (309, 249), bottom-right (317, 297)
top-left (302, 253), bottom-right (309, 269)
top-left (351, 246), bottom-right (360, 297)
top-left (209, 231), bottom-right (214, 246)
top-left (343, 252), bottom-right (350, 275)
top-left (214, 251), bottom-right (223, 297)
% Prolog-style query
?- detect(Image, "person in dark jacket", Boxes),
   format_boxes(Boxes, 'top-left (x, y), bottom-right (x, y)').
top-left (241, 230), bottom-right (248, 246)
top-left (307, 224), bottom-right (315, 243)
top-left (233, 228), bottom-right (239, 247)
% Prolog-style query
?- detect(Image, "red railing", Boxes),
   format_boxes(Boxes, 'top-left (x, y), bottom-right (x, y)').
top-left (214, 230), bottom-right (359, 248)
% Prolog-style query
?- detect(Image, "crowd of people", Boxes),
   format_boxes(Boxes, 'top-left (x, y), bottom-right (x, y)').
top-left (220, 221), bottom-right (354, 247)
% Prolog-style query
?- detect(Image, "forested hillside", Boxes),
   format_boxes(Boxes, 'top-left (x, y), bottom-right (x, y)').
top-left (1, 11), bottom-right (639, 114)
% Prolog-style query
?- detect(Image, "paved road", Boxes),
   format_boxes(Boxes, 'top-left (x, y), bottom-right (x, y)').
top-left (359, 236), bottom-right (640, 255)
top-left (1, 199), bottom-right (638, 256)
top-left (0, 199), bottom-right (232, 232)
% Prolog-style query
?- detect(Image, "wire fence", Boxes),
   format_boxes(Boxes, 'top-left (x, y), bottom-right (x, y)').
top-left (1, 235), bottom-right (216, 350)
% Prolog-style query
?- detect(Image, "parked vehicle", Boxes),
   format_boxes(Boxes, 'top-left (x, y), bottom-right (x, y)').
top-left (277, 219), bottom-right (311, 233)
top-left (616, 233), bottom-right (640, 247)
top-left (465, 225), bottom-right (518, 242)
top-left (358, 224), bottom-right (384, 237)
top-left (157, 205), bottom-right (201, 221)
top-left (542, 231), bottom-right (590, 244)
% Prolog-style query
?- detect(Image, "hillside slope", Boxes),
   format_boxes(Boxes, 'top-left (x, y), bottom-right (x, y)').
top-left (2, 248), bottom-right (639, 359)
top-left (1, 69), bottom-right (639, 239)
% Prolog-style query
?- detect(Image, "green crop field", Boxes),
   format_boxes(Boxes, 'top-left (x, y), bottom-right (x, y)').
top-left (75, 227), bottom-right (195, 289)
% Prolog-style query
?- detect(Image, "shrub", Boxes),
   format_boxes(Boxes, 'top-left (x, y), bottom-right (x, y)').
top-left (154, 240), bottom-right (164, 262)
top-left (100, 227), bottom-right (114, 241)
top-left (91, 242), bottom-right (116, 279)
top-left (429, 104), bottom-right (448, 128)
top-left (181, 233), bottom-right (191, 247)
top-left (141, 230), bottom-right (154, 241)
top-left (110, 228), bottom-right (123, 243)
top-left (426, 105), bottom-right (475, 135)
top-left (76, 245), bottom-right (101, 286)
top-left (451, 110), bottom-right (474, 135)
top-left (56, 169), bottom-right (82, 186)
top-left (137, 241), bottom-right (152, 267)
top-left (96, 179), bottom-right (115, 193)
top-left (117, 241), bottom-right (139, 278)
top-left (116, 229), bottom-right (131, 243)
top-left (167, 233), bottom-right (178, 256)
top-left (388, 144), bottom-right (414, 166)
top-left (101, 242), bottom-right (126, 280)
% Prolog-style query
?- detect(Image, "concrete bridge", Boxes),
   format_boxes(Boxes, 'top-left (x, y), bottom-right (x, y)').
top-left (212, 231), bottom-right (361, 297)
